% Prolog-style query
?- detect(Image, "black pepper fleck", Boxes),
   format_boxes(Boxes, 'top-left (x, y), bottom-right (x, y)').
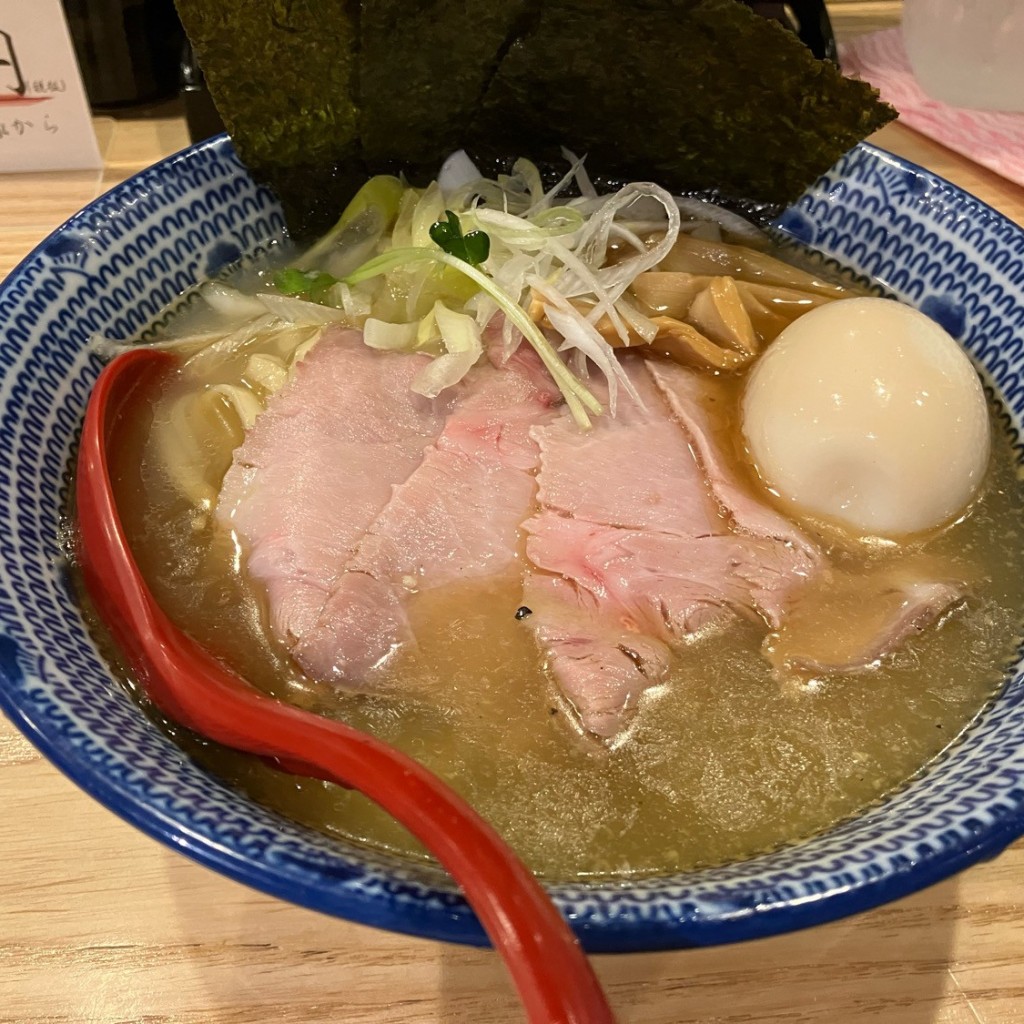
top-left (515, 606), bottom-right (532, 620)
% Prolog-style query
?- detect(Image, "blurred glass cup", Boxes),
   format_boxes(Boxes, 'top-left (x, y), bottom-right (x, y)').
top-left (902, 0), bottom-right (1024, 112)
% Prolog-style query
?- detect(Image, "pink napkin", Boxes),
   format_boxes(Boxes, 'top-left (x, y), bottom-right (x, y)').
top-left (841, 27), bottom-right (1024, 187)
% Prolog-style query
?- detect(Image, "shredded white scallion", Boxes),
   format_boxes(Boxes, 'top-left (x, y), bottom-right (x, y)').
top-left (437, 150), bottom-right (483, 197)
top-left (364, 318), bottom-right (421, 351)
top-left (237, 154), bottom-right (767, 427)
top-left (256, 293), bottom-right (349, 326)
top-left (411, 301), bottom-right (484, 398)
top-left (531, 277), bottom-right (641, 418)
top-left (561, 147), bottom-right (597, 199)
top-left (202, 282), bottom-right (267, 320)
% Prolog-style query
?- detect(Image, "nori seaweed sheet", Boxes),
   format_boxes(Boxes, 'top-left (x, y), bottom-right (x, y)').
top-left (469, 0), bottom-right (894, 206)
top-left (174, 0), bottom-right (365, 236)
top-left (176, 0), bottom-right (895, 237)
top-left (359, 0), bottom-right (541, 175)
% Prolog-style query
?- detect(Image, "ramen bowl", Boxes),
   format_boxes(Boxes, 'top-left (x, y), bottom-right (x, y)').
top-left (1, 136), bottom-right (1023, 952)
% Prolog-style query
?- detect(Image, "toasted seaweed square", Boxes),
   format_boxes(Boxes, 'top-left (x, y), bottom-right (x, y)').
top-left (174, 0), bottom-right (364, 236)
top-left (175, 0), bottom-right (895, 235)
top-left (469, 0), bottom-right (894, 206)
top-left (359, 0), bottom-right (542, 177)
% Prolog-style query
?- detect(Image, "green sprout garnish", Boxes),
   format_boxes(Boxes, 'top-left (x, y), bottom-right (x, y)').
top-left (274, 268), bottom-right (340, 303)
top-left (429, 210), bottom-right (490, 266)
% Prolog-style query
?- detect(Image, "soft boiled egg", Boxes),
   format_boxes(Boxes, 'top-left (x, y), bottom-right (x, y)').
top-left (741, 296), bottom-right (990, 538)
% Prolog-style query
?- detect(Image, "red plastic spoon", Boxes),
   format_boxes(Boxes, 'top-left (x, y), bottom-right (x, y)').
top-left (76, 346), bottom-right (615, 1024)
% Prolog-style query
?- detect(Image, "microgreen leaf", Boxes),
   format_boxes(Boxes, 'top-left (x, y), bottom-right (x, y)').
top-left (275, 268), bottom-right (340, 304)
top-left (429, 210), bottom-right (491, 266)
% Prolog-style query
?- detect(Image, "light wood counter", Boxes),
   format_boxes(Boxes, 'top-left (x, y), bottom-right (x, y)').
top-left (2, 4), bottom-right (1023, 1022)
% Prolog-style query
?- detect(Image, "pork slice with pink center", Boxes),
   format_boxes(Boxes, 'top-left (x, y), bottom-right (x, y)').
top-left (650, 360), bottom-right (965, 679)
top-left (524, 360), bottom-right (823, 741)
top-left (218, 329), bottom-right (456, 649)
top-left (292, 349), bottom-right (560, 683)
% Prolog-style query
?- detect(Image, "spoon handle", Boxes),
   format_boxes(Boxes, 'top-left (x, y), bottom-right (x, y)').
top-left (76, 348), bottom-right (616, 1024)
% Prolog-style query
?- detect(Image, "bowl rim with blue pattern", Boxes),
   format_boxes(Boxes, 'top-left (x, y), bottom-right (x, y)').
top-left (1, 135), bottom-right (1023, 954)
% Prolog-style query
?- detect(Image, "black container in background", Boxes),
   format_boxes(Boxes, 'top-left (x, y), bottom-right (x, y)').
top-left (742, 0), bottom-right (838, 63)
top-left (180, 42), bottom-right (225, 143)
top-left (63, 0), bottom-right (184, 108)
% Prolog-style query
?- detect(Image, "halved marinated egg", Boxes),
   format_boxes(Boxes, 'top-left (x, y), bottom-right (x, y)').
top-left (741, 296), bottom-right (990, 537)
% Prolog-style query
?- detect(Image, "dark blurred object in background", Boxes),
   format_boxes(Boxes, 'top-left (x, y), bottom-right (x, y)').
top-left (742, 0), bottom-right (838, 63)
top-left (63, 0), bottom-right (184, 108)
top-left (180, 42), bottom-right (225, 142)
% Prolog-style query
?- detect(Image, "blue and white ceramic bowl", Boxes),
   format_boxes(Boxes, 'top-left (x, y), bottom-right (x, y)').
top-left (1, 137), bottom-right (1023, 953)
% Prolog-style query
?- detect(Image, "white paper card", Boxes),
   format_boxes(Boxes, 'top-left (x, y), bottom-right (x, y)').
top-left (0, 0), bottom-right (103, 172)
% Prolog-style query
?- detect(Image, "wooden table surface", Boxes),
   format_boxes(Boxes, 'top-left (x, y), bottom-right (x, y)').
top-left (3, 4), bottom-right (1023, 1022)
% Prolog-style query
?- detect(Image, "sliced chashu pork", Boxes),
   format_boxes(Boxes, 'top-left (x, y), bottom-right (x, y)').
top-left (524, 360), bottom-right (964, 741)
top-left (222, 334), bottom-right (557, 684)
top-left (218, 329), bottom-right (456, 649)
top-left (648, 362), bottom-right (964, 675)
top-left (220, 333), bottom-right (964, 740)
top-left (523, 361), bottom-right (822, 740)
top-left (765, 568), bottom-right (964, 675)
top-left (291, 347), bottom-right (560, 682)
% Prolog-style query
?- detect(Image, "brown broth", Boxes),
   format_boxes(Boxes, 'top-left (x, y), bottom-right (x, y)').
top-left (94, 331), bottom-right (1024, 882)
